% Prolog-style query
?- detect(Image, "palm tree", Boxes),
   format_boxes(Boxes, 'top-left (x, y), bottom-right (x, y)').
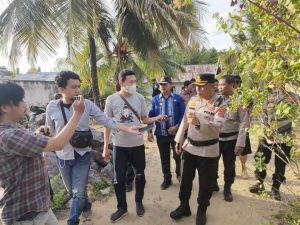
top-left (0, 0), bottom-right (113, 107)
top-left (0, 0), bottom-right (207, 106)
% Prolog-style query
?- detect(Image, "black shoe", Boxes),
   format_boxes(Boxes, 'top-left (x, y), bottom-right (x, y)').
top-left (161, 180), bottom-right (172, 190)
top-left (196, 209), bottom-right (207, 225)
top-left (271, 188), bottom-right (281, 201)
top-left (110, 208), bottom-right (127, 222)
top-left (170, 204), bottom-right (191, 220)
top-left (126, 183), bottom-right (133, 192)
top-left (223, 188), bottom-right (233, 202)
top-left (249, 182), bottom-right (265, 194)
top-left (136, 202), bottom-right (145, 217)
top-left (212, 182), bottom-right (220, 192)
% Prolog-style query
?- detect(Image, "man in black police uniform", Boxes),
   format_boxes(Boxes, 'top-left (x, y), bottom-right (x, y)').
top-left (249, 86), bottom-right (298, 201)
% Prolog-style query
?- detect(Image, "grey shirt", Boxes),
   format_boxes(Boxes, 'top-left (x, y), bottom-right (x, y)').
top-left (220, 97), bottom-right (249, 147)
top-left (46, 99), bottom-right (117, 160)
top-left (105, 92), bottom-right (148, 147)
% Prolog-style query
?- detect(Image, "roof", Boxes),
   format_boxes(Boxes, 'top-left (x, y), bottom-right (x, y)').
top-left (174, 64), bottom-right (217, 82)
top-left (13, 72), bottom-right (58, 82)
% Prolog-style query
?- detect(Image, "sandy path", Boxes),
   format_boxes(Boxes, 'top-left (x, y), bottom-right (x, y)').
top-left (0, 138), bottom-right (299, 225)
top-left (56, 139), bottom-right (299, 225)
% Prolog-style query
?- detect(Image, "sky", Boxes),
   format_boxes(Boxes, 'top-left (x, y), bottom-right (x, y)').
top-left (0, 0), bottom-right (234, 73)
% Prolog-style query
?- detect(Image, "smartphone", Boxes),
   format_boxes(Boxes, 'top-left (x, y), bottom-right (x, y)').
top-left (40, 127), bottom-right (50, 136)
top-left (138, 124), bottom-right (154, 132)
top-left (72, 96), bottom-right (81, 101)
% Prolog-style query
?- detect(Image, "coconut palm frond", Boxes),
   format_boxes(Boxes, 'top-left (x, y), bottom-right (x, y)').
top-left (52, 0), bottom-right (89, 59)
top-left (115, 0), bottom-right (206, 48)
top-left (118, 8), bottom-right (160, 60)
top-left (0, 0), bottom-right (60, 66)
top-left (97, 12), bottom-right (114, 53)
top-left (174, 10), bottom-right (207, 47)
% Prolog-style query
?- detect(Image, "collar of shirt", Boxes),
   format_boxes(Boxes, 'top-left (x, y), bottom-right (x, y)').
top-left (0, 123), bottom-right (14, 129)
top-left (159, 92), bottom-right (174, 100)
top-left (181, 89), bottom-right (191, 95)
top-left (0, 123), bottom-right (21, 129)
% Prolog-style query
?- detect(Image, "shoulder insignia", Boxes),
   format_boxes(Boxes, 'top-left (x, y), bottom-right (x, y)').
top-left (214, 96), bottom-right (224, 107)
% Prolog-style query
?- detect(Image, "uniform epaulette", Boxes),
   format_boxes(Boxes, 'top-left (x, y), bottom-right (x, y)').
top-left (214, 96), bottom-right (224, 107)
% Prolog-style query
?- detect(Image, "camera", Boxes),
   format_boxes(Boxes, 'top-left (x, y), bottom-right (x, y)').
top-left (72, 96), bottom-right (81, 101)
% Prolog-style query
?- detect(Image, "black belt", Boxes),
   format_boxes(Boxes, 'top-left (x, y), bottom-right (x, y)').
top-left (188, 137), bottom-right (219, 147)
top-left (219, 132), bottom-right (238, 138)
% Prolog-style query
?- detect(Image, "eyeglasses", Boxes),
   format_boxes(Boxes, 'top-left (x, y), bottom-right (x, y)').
top-left (159, 83), bottom-right (169, 86)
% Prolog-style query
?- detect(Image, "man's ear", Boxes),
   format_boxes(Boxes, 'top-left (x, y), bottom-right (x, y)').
top-left (0, 104), bottom-right (10, 114)
top-left (57, 87), bottom-right (64, 94)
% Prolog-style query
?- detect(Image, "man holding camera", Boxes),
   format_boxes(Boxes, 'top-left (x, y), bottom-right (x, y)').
top-left (102, 69), bottom-right (166, 222)
top-left (46, 71), bottom-right (140, 225)
top-left (0, 82), bottom-right (85, 225)
top-left (148, 76), bottom-right (185, 189)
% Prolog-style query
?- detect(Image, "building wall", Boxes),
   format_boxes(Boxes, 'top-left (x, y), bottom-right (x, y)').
top-left (14, 81), bottom-right (57, 107)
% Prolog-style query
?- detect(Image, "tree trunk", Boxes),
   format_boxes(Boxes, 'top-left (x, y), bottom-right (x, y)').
top-left (88, 35), bottom-right (101, 108)
top-left (114, 63), bottom-right (120, 89)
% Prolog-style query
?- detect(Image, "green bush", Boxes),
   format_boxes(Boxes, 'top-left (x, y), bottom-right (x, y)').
top-left (91, 177), bottom-right (110, 199)
top-left (51, 189), bottom-right (70, 210)
top-left (275, 200), bottom-right (300, 225)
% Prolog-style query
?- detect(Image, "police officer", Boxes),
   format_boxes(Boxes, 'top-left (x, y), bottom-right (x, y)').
top-left (233, 75), bottom-right (252, 179)
top-left (217, 75), bottom-right (249, 202)
top-left (180, 80), bottom-right (194, 105)
top-left (170, 73), bottom-right (228, 225)
top-left (249, 86), bottom-right (298, 201)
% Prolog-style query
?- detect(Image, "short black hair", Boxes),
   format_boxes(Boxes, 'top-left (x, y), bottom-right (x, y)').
top-left (55, 71), bottom-right (81, 88)
top-left (0, 82), bottom-right (25, 115)
top-left (119, 69), bottom-right (136, 82)
top-left (219, 75), bottom-right (235, 85)
top-left (233, 75), bottom-right (242, 83)
top-left (183, 80), bottom-right (192, 87)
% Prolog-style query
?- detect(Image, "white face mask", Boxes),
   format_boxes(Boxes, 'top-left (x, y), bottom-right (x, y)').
top-left (125, 84), bottom-right (137, 94)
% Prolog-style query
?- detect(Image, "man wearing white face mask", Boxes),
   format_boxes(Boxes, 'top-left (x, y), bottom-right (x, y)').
top-left (103, 69), bottom-right (166, 222)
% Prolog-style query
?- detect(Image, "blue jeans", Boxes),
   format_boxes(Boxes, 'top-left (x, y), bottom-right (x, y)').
top-left (57, 152), bottom-right (92, 225)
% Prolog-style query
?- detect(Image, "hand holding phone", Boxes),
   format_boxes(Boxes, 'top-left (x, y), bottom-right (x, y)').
top-left (138, 124), bottom-right (154, 132)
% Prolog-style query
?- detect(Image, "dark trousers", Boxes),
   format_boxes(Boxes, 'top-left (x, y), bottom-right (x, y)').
top-left (113, 145), bottom-right (146, 210)
top-left (125, 162), bottom-right (135, 185)
top-left (179, 150), bottom-right (218, 211)
top-left (219, 140), bottom-right (237, 188)
top-left (156, 135), bottom-right (181, 181)
top-left (254, 139), bottom-right (291, 189)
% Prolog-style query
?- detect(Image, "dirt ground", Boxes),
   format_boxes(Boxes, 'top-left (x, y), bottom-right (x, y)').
top-left (59, 138), bottom-right (299, 225)
top-left (1, 137), bottom-right (299, 225)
